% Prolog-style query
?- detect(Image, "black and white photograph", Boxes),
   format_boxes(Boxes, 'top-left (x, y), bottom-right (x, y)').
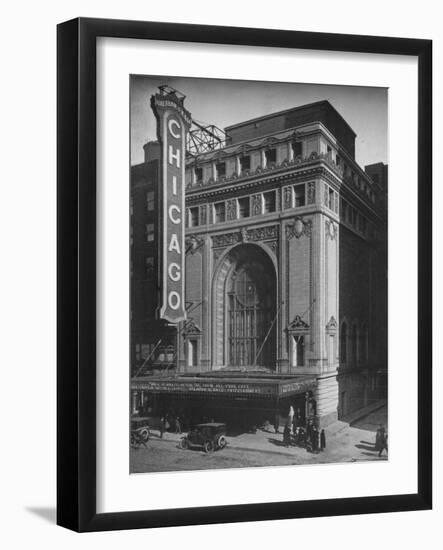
top-left (129, 76), bottom-right (388, 474)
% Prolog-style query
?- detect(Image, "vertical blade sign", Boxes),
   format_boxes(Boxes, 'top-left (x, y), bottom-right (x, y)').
top-left (151, 88), bottom-right (192, 323)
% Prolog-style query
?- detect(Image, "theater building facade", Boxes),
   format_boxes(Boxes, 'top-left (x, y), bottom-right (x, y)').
top-left (131, 97), bottom-right (387, 428)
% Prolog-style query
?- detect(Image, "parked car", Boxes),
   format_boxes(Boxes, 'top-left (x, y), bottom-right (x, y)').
top-left (179, 422), bottom-right (227, 453)
top-left (130, 416), bottom-right (151, 445)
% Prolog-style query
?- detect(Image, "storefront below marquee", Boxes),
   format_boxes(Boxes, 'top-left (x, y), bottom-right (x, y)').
top-left (131, 373), bottom-right (318, 432)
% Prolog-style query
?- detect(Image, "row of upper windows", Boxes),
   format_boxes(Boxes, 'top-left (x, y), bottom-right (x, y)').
top-left (187, 183), bottom-right (307, 227)
top-left (190, 142), bottom-right (303, 184)
top-left (325, 145), bottom-right (376, 204)
top-left (188, 138), bottom-right (375, 205)
top-left (340, 198), bottom-right (368, 236)
top-left (340, 322), bottom-right (369, 364)
top-left (130, 192), bottom-right (156, 216)
top-left (324, 183), bottom-right (339, 214)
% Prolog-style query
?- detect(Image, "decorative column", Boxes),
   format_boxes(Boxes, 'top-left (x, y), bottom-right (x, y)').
top-left (235, 155), bottom-right (241, 176)
top-left (261, 149), bottom-right (267, 169)
top-left (287, 141), bottom-right (294, 162)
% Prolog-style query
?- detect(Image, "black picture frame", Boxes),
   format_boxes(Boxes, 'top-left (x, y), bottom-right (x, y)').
top-left (57, 17), bottom-right (432, 532)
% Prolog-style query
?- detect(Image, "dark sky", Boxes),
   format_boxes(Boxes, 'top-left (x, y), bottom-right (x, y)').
top-left (131, 75), bottom-right (387, 168)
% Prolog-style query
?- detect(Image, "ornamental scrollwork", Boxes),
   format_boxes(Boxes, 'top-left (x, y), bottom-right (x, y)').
top-left (283, 186), bottom-right (293, 209)
top-left (183, 317), bottom-right (202, 337)
top-left (326, 316), bottom-right (338, 332)
top-left (307, 182), bottom-right (315, 204)
top-left (212, 225), bottom-right (279, 249)
top-left (185, 235), bottom-right (204, 254)
top-left (325, 219), bottom-right (337, 240)
top-left (226, 198), bottom-right (237, 220)
top-left (251, 194), bottom-right (262, 216)
top-left (287, 315), bottom-right (310, 332)
top-left (286, 217), bottom-right (312, 240)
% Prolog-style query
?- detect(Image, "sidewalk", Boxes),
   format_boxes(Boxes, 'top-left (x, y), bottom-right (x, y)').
top-left (151, 402), bottom-right (387, 462)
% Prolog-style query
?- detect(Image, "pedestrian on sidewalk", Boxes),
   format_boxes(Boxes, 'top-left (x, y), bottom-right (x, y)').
top-left (159, 416), bottom-right (166, 438)
top-left (274, 410), bottom-right (280, 434)
top-left (320, 428), bottom-right (326, 451)
top-left (312, 425), bottom-right (319, 453)
top-left (378, 432), bottom-right (388, 457)
top-left (288, 405), bottom-right (294, 427)
top-left (175, 416), bottom-right (181, 434)
top-left (283, 424), bottom-right (291, 447)
top-left (305, 420), bottom-right (313, 451)
top-left (375, 424), bottom-right (385, 451)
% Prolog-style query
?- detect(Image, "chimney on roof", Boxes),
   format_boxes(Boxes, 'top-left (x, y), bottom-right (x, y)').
top-left (143, 141), bottom-right (161, 163)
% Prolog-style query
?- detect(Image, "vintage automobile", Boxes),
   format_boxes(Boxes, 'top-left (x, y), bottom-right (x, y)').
top-left (130, 416), bottom-right (151, 445)
top-left (179, 422), bottom-right (227, 453)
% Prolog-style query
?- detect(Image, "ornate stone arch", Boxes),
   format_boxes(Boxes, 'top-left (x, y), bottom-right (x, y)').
top-left (211, 243), bottom-right (277, 368)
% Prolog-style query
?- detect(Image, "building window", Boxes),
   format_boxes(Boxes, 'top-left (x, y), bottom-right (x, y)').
top-left (294, 184), bottom-right (305, 207)
top-left (347, 205), bottom-right (357, 226)
top-left (340, 322), bottom-right (347, 363)
top-left (145, 223), bottom-right (155, 242)
top-left (263, 191), bottom-right (276, 213)
top-left (341, 199), bottom-right (348, 220)
top-left (146, 190), bottom-right (155, 211)
top-left (240, 155), bottom-right (251, 172)
top-left (216, 162), bottom-right (226, 179)
top-left (336, 154), bottom-right (341, 167)
top-left (328, 334), bottom-right (335, 366)
top-left (187, 339), bottom-right (198, 367)
top-left (214, 202), bottom-right (226, 223)
top-left (328, 187), bottom-right (334, 210)
top-left (145, 256), bottom-right (154, 279)
top-left (293, 141), bottom-right (303, 157)
top-left (290, 335), bottom-right (305, 367)
top-left (358, 215), bottom-right (367, 235)
top-left (265, 148), bottom-right (277, 166)
top-left (238, 197), bottom-right (250, 218)
top-left (194, 166), bottom-right (203, 183)
top-left (189, 207), bottom-right (199, 227)
top-left (352, 325), bottom-right (358, 363)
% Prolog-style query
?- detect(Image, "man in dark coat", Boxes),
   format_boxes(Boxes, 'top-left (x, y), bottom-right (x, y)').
top-left (320, 429), bottom-right (326, 451)
top-left (312, 426), bottom-right (319, 453)
top-left (283, 424), bottom-right (291, 447)
top-left (274, 411), bottom-right (280, 434)
top-left (378, 432), bottom-right (388, 457)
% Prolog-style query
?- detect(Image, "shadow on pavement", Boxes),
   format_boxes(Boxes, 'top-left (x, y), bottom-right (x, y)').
top-left (355, 442), bottom-right (376, 451)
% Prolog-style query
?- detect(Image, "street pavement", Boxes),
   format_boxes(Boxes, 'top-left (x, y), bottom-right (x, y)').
top-left (130, 404), bottom-right (388, 473)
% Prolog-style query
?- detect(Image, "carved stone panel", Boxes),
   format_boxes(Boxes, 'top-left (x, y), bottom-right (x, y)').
top-left (307, 182), bottom-right (315, 204)
top-left (325, 219), bottom-right (336, 240)
top-left (226, 198), bottom-right (237, 221)
top-left (200, 204), bottom-right (207, 225)
top-left (251, 194), bottom-right (262, 216)
top-left (283, 186), bottom-right (293, 209)
top-left (286, 217), bottom-right (312, 240)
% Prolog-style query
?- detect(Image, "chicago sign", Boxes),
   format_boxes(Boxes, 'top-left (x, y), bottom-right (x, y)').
top-left (151, 89), bottom-right (192, 323)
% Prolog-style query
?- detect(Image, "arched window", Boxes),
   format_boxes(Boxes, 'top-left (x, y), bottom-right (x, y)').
top-left (340, 322), bottom-right (347, 363)
top-left (359, 324), bottom-right (368, 363)
top-left (352, 324), bottom-right (358, 363)
top-left (363, 325), bottom-right (369, 363)
top-left (223, 246), bottom-right (276, 367)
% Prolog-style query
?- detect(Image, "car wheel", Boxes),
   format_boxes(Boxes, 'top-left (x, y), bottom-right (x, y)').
top-left (217, 435), bottom-right (227, 449)
top-left (204, 440), bottom-right (214, 453)
top-left (179, 438), bottom-right (188, 449)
